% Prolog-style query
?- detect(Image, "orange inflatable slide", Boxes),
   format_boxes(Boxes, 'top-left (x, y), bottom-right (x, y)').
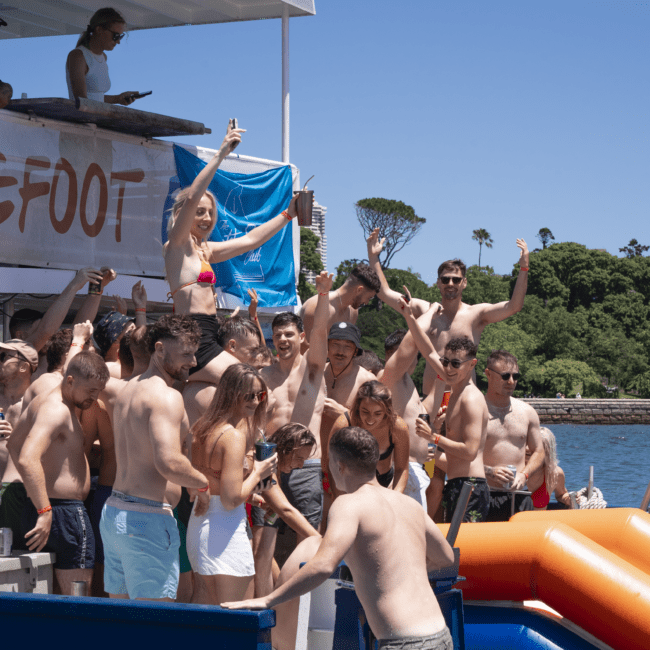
top-left (437, 509), bottom-right (650, 650)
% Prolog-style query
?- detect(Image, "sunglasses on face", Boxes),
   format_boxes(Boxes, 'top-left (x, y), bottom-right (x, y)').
top-left (243, 390), bottom-right (267, 402)
top-left (487, 368), bottom-right (521, 381)
top-left (106, 29), bottom-right (126, 42)
top-left (440, 357), bottom-right (474, 369)
top-left (439, 276), bottom-right (463, 285)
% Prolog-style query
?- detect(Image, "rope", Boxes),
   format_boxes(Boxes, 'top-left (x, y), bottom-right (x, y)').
top-left (574, 486), bottom-right (608, 509)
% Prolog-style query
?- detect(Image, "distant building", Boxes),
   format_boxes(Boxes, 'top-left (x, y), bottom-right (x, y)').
top-left (302, 200), bottom-right (327, 284)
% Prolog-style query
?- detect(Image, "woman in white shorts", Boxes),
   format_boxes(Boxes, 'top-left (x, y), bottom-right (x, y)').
top-left (187, 363), bottom-right (276, 604)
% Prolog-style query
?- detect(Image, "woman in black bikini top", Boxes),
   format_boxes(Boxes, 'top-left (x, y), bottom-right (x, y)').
top-left (325, 380), bottom-right (410, 494)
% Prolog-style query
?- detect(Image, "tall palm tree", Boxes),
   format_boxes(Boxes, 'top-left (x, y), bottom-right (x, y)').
top-left (472, 228), bottom-right (493, 267)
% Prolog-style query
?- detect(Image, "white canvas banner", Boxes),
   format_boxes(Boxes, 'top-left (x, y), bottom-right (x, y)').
top-left (0, 115), bottom-right (174, 277)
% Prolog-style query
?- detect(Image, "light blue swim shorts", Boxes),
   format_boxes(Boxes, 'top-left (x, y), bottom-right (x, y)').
top-left (100, 491), bottom-right (180, 600)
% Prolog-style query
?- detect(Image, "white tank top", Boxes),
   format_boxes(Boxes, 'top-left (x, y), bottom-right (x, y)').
top-left (66, 45), bottom-right (111, 102)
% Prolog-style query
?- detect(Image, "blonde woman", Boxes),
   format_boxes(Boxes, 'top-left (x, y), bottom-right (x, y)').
top-left (187, 363), bottom-right (276, 604)
top-left (527, 427), bottom-right (571, 509)
top-left (164, 124), bottom-right (298, 385)
top-left (66, 7), bottom-right (140, 105)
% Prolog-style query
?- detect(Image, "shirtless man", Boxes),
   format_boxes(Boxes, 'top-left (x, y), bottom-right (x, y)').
top-left (300, 263), bottom-right (379, 344)
top-left (0, 340), bottom-right (39, 548)
top-left (100, 315), bottom-right (211, 601)
top-left (222, 426), bottom-right (455, 650)
top-left (482, 349), bottom-right (544, 521)
top-left (369, 229), bottom-right (529, 405)
top-left (183, 316), bottom-right (261, 427)
top-left (8, 352), bottom-right (109, 594)
top-left (262, 272), bottom-right (332, 559)
top-left (319, 322), bottom-right (375, 524)
top-left (379, 329), bottom-right (431, 508)
top-left (400, 293), bottom-right (490, 521)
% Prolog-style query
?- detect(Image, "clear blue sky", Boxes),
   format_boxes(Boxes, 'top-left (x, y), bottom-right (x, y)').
top-left (3, 1), bottom-right (649, 285)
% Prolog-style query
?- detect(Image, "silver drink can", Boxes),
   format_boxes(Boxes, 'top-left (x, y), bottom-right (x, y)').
top-left (506, 464), bottom-right (518, 489)
top-left (0, 527), bottom-right (12, 556)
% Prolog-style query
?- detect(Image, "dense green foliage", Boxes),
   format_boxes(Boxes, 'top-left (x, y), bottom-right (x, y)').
top-left (297, 227), bottom-right (324, 302)
top-left (332, 242), bottom-right (650, 398)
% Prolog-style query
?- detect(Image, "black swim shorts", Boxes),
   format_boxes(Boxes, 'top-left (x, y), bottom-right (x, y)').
top-left (188, 313), bottom-right (224, 375)
top-left (21, 498), bottom-right (95, 570)
top-left (442, 477), bottom-right (490, 523)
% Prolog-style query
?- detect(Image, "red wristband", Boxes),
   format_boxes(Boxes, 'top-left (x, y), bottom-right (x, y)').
top-left (135, 308), bottom-right (146, 313)
top-left (282, 210), bottom-right (292, 221)
top-left (70, 342), bottom-right (82, 348)
top-left (520, 267), bottom-right (529, 272)
top-left (524, 472), bottom-right (529, 481)
top-left (434, 435), bottom-right (441, 445)
top-left (37, 505), bottom-right (52, 515)
top-left (198, 485), bottom-right (209, 493)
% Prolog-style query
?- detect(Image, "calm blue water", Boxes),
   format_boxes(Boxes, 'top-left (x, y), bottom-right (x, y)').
top-left (550, 424), bottom-right (650, 508)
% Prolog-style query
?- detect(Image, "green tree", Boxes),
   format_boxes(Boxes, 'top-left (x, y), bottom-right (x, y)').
top-left (333, 258), bottom-right (364, 290)
top-left (527, 359), bottom-right (605, 398)
top-left (619, 238), bottom-right (649, 258)
top-left (462, 265), bottom-right (510, 305)
top-left (536, 227), bottom-right (555, 249)
top-left (355, 198), bottom-right (426, 268)
top-left (297, 227), bottom-right (324, 302)
top-left (471, 228), bottom-right (493, 267)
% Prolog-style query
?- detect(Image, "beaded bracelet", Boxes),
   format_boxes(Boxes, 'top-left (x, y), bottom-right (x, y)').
top-left (37, 505), bottom-right (52, 515)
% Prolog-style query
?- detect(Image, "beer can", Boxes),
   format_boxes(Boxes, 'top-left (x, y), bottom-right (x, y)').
top-left (441, 390), bottom-right (451, 408)
top-left (0, 527), bottom-right (12, 556)
top-left (264, 511), bottom-right (279, 526)
top-left (506, 464), bottom-right (517, 489)
top-left (87, 281), bottom-right (102, 295)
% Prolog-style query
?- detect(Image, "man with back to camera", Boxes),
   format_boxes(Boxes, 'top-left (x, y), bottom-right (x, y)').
top-left (300, 263), bottom-right (380, 344)
top-left (368, 228), bottom-right (529, 405)
top-left (398, 292), bottom-right (490, 522)
top-left (482, 349), bottom-right (544, 521)
top-left (261, 271), bottom-right (332, 562)
top-left (100, 315), bottom-right (211, 601)
top-left (222, 426), bottom-right (456, 650)
top-left (8, 352), bottom-right (110, 594)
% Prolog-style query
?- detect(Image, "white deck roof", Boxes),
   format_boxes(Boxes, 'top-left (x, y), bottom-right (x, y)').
top-left (0, 0), bottom-right (315, 40)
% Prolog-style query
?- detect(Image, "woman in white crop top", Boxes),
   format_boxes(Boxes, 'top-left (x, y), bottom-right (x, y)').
top-left (66, 7), bottom-right (142, 106)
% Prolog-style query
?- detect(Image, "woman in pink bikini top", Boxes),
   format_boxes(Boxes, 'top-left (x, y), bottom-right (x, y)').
top-left (163, 121), bottom-right (299, 384)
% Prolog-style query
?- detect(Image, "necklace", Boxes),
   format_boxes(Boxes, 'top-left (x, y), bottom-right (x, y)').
top-left (330, 357), bottom-right (354, 389)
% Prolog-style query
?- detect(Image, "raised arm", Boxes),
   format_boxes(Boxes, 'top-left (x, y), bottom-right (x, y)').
top-left (477, 239), bottom-right (529, 325)
top-left (63, 321), bottom-right (93, 375)
top-left (367, 228), bottom-right (430, 316)
top-left (398, 291), bottom-right (449, 381)
top-left (305, 271), bottom-right (333, 370)
top-left (73, 267), bottom-right (116, 325)
top-left (131, 280), bottom-right (148, 327)
top-left (207, 193), bottom-right (298, 264)
top-left (166, 123), bottom-right (244, 248)
top-left (247, 288), bottom-right (265, 343)
top-left (26, 267), bottom-right (102, 352)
